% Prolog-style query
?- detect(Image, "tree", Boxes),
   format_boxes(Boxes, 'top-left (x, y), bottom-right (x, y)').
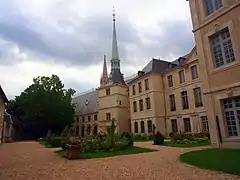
top-left (7, 75), bottom-right (76, 139)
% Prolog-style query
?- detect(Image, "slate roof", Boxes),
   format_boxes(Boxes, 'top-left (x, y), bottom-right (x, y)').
top-left (72, 90), bottom-right (98, 116)
top-left (0, 85), bottom-right (8, 103)
top-left (142, 58), bottom-right (171, 73)
top-left (111, 69), bottom-right (126, 85)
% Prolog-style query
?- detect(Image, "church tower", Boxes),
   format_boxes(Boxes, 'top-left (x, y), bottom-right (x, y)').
top-left (100, 55), bottom-right (109, 86)
top-left (98, 7), bottom-right (130, 134)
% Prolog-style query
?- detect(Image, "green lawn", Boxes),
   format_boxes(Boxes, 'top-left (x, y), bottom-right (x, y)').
top-left (179, 149), bottom-right (240, 175)
top-left (56, 146), bottom-right (156, 159)
top-left (39, 141), bottom-right (60, 148)
top-left (162, 141), bottom-right (210, 148)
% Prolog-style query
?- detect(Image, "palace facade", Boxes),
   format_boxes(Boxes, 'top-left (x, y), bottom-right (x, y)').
top-left (73, 1), bottom-right (240, 149)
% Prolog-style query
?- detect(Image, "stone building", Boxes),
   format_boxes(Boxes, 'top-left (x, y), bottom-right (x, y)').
top-left (187, 0), bottom-right (240, 148)
top-left (74, 1), bottom-right (240, 149)
top-left (0, 85), bottom-right (9, 144)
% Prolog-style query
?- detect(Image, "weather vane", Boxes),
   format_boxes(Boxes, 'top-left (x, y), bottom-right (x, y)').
top-left (112, 6), bottom-right (116, 22)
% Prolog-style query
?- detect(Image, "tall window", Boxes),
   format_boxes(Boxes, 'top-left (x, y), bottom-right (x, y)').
top-left (181, 91), bottom-right (189, 109)
top-left (139, 99), bottom-right (143, 111)
top-left (81, 125), bottom-right (85, 137)
top-left (147, 120), bottom-right (153, 133)
top-left (169, 94), bottom-right (176, 111)
top-left (194, 87), bottom-right (203, 107)
top-left (138, 82), bottom-right (142, 93)
top-left (88, 115), bottom-right (91, 121)
top-left (106, 113), bottom-right (111, 121)
top-left (167, 75), bottom-right (173, 87)
top-left (183, 118), bottom-right (191, 132)
top-left (144, 79), bottom-right (149, 90)
top-left (134, 122), bottom-right (138, 133)
top-left (171, 119), bottom-right (178, 133)
top-left (106, 88), bottom-right (110, 95)
top-left (133, 101), bottom-right (137, 112)
top-left (94, 114), bottom-right (98, 121)
top-left (132, 85), bottom-right (136, 95)
top-left (222, 97), bottom-right (240, 137)
top-left (140, 121), bottom-right (145, 133)
top-left (201, 116), bottom-right (209, 132)
top-left (81, 116), bottom-right (85, 122)
top-left (179, 70), bottom-right (185, 84)
top-left (190, 65), bottom-right (199, 80)
top-left (204, 0), bottom-right (223, 16)
top-left (210, 28), bottom-right (235, 68)
top-left (146, 97), bottom-right (151, 110)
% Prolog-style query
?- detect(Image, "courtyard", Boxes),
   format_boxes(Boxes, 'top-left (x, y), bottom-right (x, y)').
top-left (0, 141), bottom-right (239, 180)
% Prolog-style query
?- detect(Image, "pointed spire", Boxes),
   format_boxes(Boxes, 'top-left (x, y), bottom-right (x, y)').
top-left (100, 54), bottom-right (109, 86)
top-left (111, 6), bottom-right (119, 61)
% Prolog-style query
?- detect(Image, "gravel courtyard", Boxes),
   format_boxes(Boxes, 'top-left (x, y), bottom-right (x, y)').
top-left (0, 141), bottom-right (238, 180)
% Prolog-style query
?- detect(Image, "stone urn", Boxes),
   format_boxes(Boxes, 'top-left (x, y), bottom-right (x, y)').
top-left (65, 136), bottom-right (82, 160)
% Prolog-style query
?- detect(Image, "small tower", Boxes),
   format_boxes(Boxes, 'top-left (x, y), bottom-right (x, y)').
top-left (100, 54), bottom-right (109, 86)
top-left (98, 7), bottom-right (130, 134)
top-left (109, 7), bottom-right (125, 85)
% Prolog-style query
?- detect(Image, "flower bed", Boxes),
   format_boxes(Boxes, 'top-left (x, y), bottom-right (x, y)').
top-left (162, 132), bottom-right (210, 147)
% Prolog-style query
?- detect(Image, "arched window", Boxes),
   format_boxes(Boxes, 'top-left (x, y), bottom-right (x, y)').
top-left (81, 125), bottom-right (85, 137)
top-left (141, 121), bottom-right (145, 133)
top-left (147, 120), bottom-right (153, 133)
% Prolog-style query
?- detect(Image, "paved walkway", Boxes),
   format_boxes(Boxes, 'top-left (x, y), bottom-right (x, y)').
top-left (0, 141), bottom-right (239, 180)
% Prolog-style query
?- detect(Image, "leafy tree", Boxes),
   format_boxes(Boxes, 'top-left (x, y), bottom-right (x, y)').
top-left (7, 75), bottom-right (76, 139)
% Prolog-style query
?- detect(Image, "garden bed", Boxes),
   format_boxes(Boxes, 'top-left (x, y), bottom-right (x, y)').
top-left (56, 146), bottom-right (156, 159)
top-left (179, 149), bottom-right (240, 175)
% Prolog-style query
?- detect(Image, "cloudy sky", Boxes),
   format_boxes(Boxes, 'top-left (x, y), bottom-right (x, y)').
top-left (0, 0), bottom-right (195, 99)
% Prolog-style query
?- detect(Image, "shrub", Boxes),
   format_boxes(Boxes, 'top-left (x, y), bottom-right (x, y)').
top-left (121, 132), bottom-right (133, 147)
top-left (50, 137), bottom-right (62, 147)
top-left (169, 132), bottom-right (176, 138)
top-left (153, 131), bottom-right (165, 145)
top-left (61, 141), bottom-right (66, 151)
top-left (171, 132), bottom-right (210, 144)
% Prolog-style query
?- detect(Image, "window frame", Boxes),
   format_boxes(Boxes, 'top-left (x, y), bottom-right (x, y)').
top-left (106, 88), bottom-right (111, 95)
top-left (145, 97), bottom-right (151, 110)
top-left (209, 27), bottom-right (235, 69)
top-left (169, 94), bottom-right (176, 111)
top-left (181, 91), bottom-right (189, 110)
top-left (183, 118), bottom-right (191, 132)
top-left (106, 113), bottom-right (111, 121)
top-left (171, 119), bottom-right (178, 133)
top-left (144, 79), bottom-right (149, 90)
top-left (138, 82), bottom-right (142, 93)
top-left (147, 120), bottom-right (153, 133)
top-left (190, 65), bottom-right (199, 80)
top-left (167, 75), bottom-right (173, 87)
top-left (203, 0), bottom-right (223, 16)
top-left (222, 97), bottom-right (240, 137)
top-left (132, 85), bottom-right (136, 95)
top-left (139, 99), bottom-right (143, 111)
top-left (133, 101), bottom-right (137, 112)
top-left (140, 121), bottom-right (145, 133)
top-left (194, 87), bottom-right (203, 107)
top-left (178, 70), bottom-right (185, 84)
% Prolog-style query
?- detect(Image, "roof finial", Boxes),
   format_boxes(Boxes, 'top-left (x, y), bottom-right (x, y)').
top-left (112, 6), bottom-right (116, 22)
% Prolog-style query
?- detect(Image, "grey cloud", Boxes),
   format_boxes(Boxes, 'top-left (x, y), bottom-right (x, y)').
top-left (0, 1), bottom-right (194, 68)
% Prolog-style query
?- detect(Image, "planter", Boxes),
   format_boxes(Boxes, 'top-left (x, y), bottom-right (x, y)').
top-left (66, 144), bottom-right (82, 159)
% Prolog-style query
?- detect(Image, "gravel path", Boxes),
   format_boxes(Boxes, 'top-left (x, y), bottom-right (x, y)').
top-left (0, 141), bottom-right (239, 180)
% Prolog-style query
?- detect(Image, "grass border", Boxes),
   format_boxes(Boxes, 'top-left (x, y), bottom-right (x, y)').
top-left (55, 146), bottom-right (157, 159)
top-left (179, 149), bottom-right (240, 175)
